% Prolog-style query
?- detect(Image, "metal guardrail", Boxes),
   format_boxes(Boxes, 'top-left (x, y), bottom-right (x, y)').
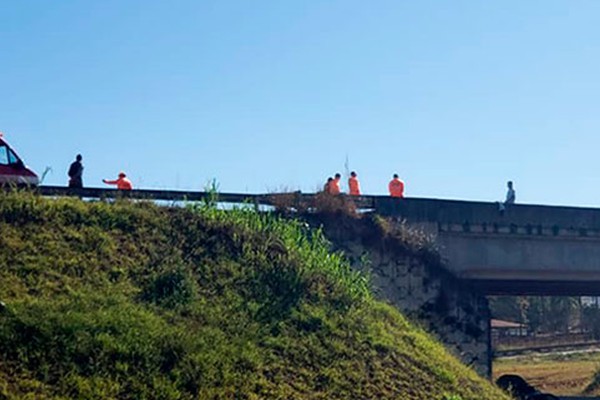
top-left (13, 185), bottom-right (600, 232)
top-left (32, 185), bottom-right (378, 209)
top-left (37, 186), bottom-right (270, 203)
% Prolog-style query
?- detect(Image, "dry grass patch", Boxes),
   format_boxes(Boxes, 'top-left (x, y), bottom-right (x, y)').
top-left (494, 355), bottom-right (600, 396)
top-left (269, 191), bottom-right (358, 217)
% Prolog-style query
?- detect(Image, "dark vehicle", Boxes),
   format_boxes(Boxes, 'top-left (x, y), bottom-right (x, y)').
top-left (496, 374), bottom-right (559, 400)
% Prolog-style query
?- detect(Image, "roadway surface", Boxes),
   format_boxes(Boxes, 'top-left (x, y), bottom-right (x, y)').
top-left (31, 185), bottom-right (600, 229)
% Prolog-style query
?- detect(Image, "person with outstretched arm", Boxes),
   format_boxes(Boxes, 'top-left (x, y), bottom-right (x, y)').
top-left (103, 172), bottom-right (133, 190)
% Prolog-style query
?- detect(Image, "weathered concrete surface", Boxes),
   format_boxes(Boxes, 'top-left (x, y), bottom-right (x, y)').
top-left (306, 196), bottom-right (600, 376)
top-left (312, 215), bottom-right (492, 377)
top-left (438, 233), bottom-right (600, 295)
top-left (374, 197), bottom-right (600, 229)
top-left (374, 197), bottom-right (600, 295)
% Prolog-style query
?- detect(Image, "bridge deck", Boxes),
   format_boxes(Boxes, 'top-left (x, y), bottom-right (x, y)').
top-left (29, 185), bottom-right (600, 230)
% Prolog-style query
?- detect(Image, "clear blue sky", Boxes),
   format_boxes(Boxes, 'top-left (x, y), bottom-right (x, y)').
top-left (2, 1), bottom-right (600, 206)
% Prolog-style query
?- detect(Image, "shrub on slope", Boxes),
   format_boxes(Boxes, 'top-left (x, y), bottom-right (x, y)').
top-left (0, 192), bottom-right (508, 399)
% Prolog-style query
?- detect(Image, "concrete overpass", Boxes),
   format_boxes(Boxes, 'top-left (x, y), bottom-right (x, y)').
top-left (374, 197), bottom-right (600, 296)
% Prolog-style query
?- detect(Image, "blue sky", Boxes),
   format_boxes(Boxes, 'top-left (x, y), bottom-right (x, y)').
top-left (2, 1), bottom-right (600, 206)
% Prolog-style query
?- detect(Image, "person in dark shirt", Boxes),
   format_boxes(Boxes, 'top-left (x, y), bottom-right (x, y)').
top-left (68, 154), bottom-right (84, 188)
top-left (324, 177), bottom-right (334, 193)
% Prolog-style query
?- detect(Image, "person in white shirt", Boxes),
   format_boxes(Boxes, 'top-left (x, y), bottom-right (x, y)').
top-left (505, 181), bottom-right (516, 204)
top-left (499, 180), bottom-right (516, 212)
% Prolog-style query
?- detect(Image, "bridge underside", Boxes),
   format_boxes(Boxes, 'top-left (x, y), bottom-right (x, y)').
top-left (367, 196), bottom-right (600, 298)
top-left (437, 233), bottom-right (600, 297)
top-left (460, 269), bottom-right (600, 295)
top-left (468, 278), bottom-right (600, 296)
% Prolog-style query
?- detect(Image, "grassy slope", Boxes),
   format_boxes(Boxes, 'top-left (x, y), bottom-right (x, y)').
top-left (0, 192), bottom-right (509, 400)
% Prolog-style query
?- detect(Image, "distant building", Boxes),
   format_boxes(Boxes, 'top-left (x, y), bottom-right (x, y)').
top-left (581, 296), bottom-right (600, 307)
top-left (491, 319), bottom-right (528, 339)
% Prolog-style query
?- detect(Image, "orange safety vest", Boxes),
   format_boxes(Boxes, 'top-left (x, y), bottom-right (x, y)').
top-left (105, 177), bottom-right (133, 190)
top-left (348, 176), bottom-right (360, 196)
top-left (330, 178), bottom-right (341, 195)
top-left (388, 178), bottom-right (404, 198)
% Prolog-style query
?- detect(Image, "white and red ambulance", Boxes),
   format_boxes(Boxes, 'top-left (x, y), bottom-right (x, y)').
top-left (0, 133), bottom-right (39, 185)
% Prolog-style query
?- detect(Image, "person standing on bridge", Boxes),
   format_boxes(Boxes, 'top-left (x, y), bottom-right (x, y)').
top-left (67, 154), bottom-right (84, 188)
top-left (505, 181), bottom-right (516, 205)
top-left (324, 177), bottom-right (334, 193)
top-left (329, 173), bottom-right (342, 195)
top-left (103, 172), bottom-right (133, 190)
top-left (348, 171), bottom-right (361, 196)
top-left (388, 173), bottom-right (404, 198)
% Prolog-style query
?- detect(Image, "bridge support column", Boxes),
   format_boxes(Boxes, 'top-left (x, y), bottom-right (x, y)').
top-left (316, 216), bottom-right (492, 377)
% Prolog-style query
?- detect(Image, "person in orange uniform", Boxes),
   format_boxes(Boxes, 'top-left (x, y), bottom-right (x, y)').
top-left (329, 173), bottom-right (342, 195)
top-left (388, 173), bottom-right (404, 198)
top-left (103, 172), bottom-right (133, 190)
top-left (348, 171), bottom-right (361, 196)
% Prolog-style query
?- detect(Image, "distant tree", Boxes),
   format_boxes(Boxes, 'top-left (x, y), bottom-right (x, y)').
top-left (488, 296), bottom-right (525, 323)
top-left (582, 306), bottom-right (600, 339)
top-left (491, 296), bottom-right (580, 335)
top-left (547, 297), bottom-right (577, 333)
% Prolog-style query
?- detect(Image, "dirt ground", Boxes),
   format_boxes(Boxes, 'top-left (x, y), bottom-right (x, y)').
top-left (494, 356), bottom-right (599, 396)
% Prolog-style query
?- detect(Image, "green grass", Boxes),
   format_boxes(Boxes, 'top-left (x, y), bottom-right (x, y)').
top-left (0, 191), bottom-right (509, 399)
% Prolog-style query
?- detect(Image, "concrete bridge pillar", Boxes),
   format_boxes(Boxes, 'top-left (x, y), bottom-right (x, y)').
top-left (313, 215), bottom-right (492, 377)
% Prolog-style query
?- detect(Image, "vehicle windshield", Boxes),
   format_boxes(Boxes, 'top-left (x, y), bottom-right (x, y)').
top-left (8, 148), bottom-right (18, 164)
top-left (0, 145), bottom-right (20, 166)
